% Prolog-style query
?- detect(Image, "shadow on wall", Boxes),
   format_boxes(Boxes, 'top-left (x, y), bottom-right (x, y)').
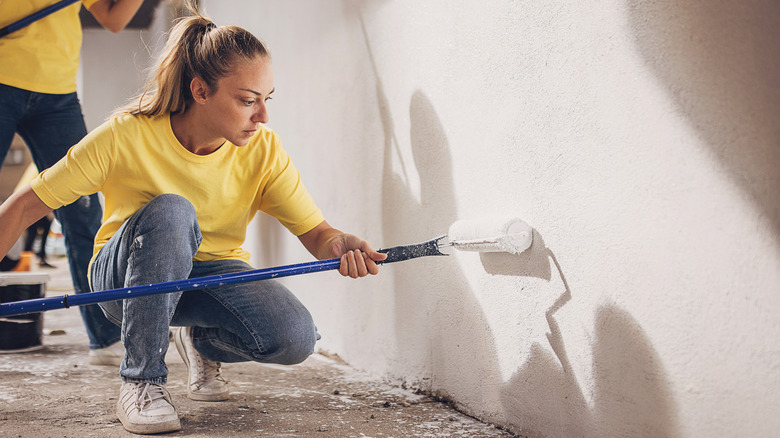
top-left (501, 305), bottom-right (683, 438)
top-left (377, 73), bottom-right (682, 438)
top-left (484, 234), bottom-right (681, 437)
top-left (359, 4), bottom-right (506, 396)
top-left (380, 87), bottom-right (503, 392)
top-left (359, 5), bottom-right (681, 436)
top-left (627, 0), bottom-right (780, 233)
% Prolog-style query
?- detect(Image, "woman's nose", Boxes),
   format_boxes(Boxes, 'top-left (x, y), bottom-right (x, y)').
top-left (253, 103), bottom-right (269, 124)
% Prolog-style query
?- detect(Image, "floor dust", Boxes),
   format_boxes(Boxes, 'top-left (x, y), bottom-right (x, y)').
top-left (0, 258), bottom-right (515, 437)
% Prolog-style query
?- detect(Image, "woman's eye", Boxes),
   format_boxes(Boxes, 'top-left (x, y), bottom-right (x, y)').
top-left (264, 96), bottom-right (272, 103)
top-left (243, 99), bottom-right (255, 106)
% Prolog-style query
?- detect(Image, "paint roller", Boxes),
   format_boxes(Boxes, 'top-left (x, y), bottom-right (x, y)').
top-left (0, 217), bottom-right (532, 317)
top-left (444, 217), bottom-right (533, 254)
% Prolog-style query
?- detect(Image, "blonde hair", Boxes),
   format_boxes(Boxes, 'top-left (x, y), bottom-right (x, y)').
top-left (117, 11), bottom-right (269, 117)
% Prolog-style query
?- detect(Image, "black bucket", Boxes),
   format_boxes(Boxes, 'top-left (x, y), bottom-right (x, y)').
top-left (0, 273), bottom-right (49, 352)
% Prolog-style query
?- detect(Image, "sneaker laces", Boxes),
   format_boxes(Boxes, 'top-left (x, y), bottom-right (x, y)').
top-left (193, 357), bottom-right (227, 388)
top-left (135, 383), bottom-right (170, 410)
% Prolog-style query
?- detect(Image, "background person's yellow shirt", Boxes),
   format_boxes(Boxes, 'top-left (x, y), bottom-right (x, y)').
top-left (0, 0), bottom-right (99, 94)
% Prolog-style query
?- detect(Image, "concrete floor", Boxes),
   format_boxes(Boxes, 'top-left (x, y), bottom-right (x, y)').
top-left (0, 258), bottom-right (515, 437)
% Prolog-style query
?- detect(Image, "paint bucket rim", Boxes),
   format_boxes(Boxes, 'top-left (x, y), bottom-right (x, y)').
top-left (0, 272), bottom-right (50, 286)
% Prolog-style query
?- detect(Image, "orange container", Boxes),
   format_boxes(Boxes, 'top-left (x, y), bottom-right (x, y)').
top-left (11, 251), bottom-right (33, 272)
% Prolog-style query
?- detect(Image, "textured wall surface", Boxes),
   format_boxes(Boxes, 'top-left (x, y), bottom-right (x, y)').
top-left (80, 3), bottom-right (174, 131)
top-left (86, 1), bottom-right (780, 436)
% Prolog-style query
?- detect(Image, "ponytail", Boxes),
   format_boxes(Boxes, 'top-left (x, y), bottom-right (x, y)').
top-left (115, 10), bottom-right (269, 117)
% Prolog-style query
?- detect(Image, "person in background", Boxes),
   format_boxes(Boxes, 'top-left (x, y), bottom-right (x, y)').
top-left (23, 214), bottom-right (54, 268)
top-left (13, 163), bottom-right (55, 268)
top-left (0, 0), bottom-right (145, 365)
top-left (0, 9), bottom-right (387, 435)
top-left (0, 235), bottom-right (22, 272)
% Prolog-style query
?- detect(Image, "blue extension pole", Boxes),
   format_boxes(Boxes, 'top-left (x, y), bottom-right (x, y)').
top-left (0, 258), bottom-right (342, 317)
top-left (0, 0), bottom-right (80, 38)
top-left (0, 237), bottom-right (448, 318)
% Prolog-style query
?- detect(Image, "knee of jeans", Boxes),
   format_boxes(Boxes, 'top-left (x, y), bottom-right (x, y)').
top-left (264, 322), bottom-right (317, 365)
top-left (143, 194), bottom-right (201, 241)
top-left (147, 194), bottom-right (196, 222)
top-left (99, 301), bottom-right (123, 326)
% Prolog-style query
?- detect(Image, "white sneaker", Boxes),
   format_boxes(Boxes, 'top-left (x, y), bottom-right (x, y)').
top-left (116, 382), bottom-right (181, 434)
top-left (174, 326), bottom-right (229, 401)
top-left (89, 341), bottom-right (124, 366)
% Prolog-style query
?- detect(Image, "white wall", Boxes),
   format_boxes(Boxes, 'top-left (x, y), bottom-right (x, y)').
top-left (80, 3), bottom-right (174, 130)
top-left (90, 1), bottom-right (780, 436)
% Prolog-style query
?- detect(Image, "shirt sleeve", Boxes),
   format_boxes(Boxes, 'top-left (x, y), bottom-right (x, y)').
top-left (82, 0), bottom-right (102, 9)
top-left (257, 135), bottom-right (324, 236)
top-left (30, 119), bottom-right (115, 209)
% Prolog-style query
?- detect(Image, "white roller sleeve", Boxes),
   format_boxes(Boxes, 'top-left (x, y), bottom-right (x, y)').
top-left (447, 217), bottom-right (533, 254)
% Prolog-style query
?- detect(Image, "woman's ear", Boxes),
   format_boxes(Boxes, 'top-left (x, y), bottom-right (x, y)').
top-left (190, 77), bottom-right (210, 104)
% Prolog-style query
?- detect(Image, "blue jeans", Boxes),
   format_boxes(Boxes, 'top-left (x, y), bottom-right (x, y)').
top-left (0, 83), bottom-right (120, 350)
top-left (91, 194), bottom-right (318, 384)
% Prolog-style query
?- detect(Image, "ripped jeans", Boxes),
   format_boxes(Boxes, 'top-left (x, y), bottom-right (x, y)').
top-left (90, 194), bottom-right (318, 384)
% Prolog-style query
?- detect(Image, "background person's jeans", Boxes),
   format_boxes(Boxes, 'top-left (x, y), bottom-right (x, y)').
top-left (0, 83), bottom-right (120, 350)
top-left (91, 194), bottom-right (318, 384)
